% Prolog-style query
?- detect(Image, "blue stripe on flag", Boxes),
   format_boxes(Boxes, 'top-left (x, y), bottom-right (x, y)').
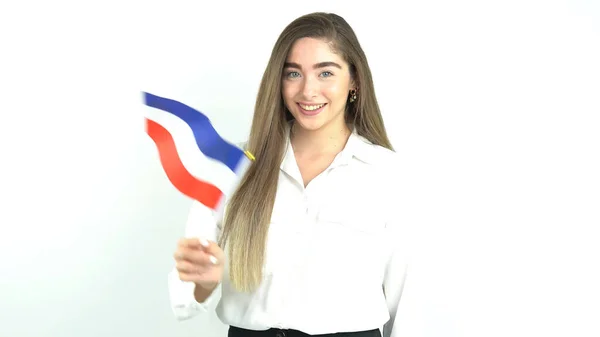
top-left (143, 92), bottom-right (247, 173)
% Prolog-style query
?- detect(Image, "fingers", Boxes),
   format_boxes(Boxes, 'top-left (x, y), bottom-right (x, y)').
top-left (177, 237), bottom-right (203, 249)
top-left (174, 238), bottom-right (223, 284)
top-left (177, 264), bottom-right (221, 283)
top-left (200, 239), bottom-right (226, 262)
top-left (175, 238), bottom-right (222, 265)
top-left (175, 259), bottom-right (201, 274)
top-left (174, 246), bottom-right (218, 265)
top-left (175, 258), bottom-right (216, 274)
top-left (178, 271), bottom-right (220, 284)
top-left (174, 249), bottom-right (220, 282)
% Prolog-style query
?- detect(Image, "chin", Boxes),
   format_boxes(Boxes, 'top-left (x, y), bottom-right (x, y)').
top-left (298, 122), bottom-right (324, 132)
top-left (291, 114), bottom-right (326, 131)
top-left (290, 106), bottom-right (328, 130)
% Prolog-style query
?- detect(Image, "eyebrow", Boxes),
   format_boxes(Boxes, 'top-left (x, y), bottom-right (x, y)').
top-left (283, 61), bottom-right (342, 70)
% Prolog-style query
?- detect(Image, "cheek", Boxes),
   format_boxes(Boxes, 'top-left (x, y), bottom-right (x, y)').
top-left (281, 83), bottom-right (296, 101)
top-left (322, 83), bottom-right (347, 102)
top-left (281, 85), bottom-right (297, 112)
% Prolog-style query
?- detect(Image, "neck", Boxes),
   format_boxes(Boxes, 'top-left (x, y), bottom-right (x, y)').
top-left (290, 119), bottom-right (351, 155)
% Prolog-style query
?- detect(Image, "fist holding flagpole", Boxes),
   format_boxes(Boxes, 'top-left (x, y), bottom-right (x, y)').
top-left (173, 237), bottom-right (225, 290)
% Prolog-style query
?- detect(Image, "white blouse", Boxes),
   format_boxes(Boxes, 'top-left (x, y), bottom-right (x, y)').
top-left (168, 128), bottom-right (415, 337)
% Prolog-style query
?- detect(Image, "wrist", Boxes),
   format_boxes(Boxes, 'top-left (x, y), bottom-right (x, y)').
top-left (193, 282), bottom-right (219, 303)
top-left (196, 281), bottom-right (219, 291)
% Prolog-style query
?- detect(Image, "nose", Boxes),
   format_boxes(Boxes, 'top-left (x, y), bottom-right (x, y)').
top-left (301, 75), bottom-right (319, 98)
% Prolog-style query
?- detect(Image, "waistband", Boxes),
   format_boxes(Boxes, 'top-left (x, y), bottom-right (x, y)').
top-left (228, 326), bottom-right (381, 337)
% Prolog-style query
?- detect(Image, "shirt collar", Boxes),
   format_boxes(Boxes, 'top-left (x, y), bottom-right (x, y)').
top-left (280, 123), bottom-right (377, 176)
top-left (339, 128), bottom-right (375, 165)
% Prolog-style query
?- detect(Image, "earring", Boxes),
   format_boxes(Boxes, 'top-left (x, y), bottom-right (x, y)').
top-left (349, 89), bottom-right (357, 103)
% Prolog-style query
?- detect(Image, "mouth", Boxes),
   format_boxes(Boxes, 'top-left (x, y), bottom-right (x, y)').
top-left (297, 102), bottom-right (327, 116)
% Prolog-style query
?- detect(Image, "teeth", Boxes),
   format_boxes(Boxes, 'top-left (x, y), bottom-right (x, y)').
top-left (300, 103), bottom-right (324, 111)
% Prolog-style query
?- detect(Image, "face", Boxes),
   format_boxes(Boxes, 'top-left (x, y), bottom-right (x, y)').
top-left (281, 37), bottom-right (355, 132)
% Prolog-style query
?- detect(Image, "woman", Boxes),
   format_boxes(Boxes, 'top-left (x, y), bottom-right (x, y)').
top-left (169, 12), bottom-right (410, 337)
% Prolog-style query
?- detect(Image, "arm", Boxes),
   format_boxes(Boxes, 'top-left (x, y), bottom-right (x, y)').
top-left (379, 153), bottom-right (427, 337)
top-left (382, 200), bottom-right (425, 337)
top-left (382, 216), bottom-right (410, 337)
top-left (168, 201), bottom-right (223, 320)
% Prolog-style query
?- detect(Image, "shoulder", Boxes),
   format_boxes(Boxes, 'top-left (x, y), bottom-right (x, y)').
top-left (367, 144), bottom-right (400, 167)
top-left (353, 137), bottom-right (403, 191)
top-left (368, 146), bottom-right (401, 187)
top-left (354, 136), bottom-right (401, 170)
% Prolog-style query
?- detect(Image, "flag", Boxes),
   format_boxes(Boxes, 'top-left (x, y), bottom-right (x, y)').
top-left (142, 92), bottom-right (253, 216)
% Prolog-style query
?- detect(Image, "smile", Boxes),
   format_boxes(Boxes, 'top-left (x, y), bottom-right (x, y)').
top-left (298, 103), bottom-right (326, 111)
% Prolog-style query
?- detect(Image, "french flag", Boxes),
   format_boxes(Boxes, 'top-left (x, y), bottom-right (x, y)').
top-left (142, 92), bottom-right (253, 216)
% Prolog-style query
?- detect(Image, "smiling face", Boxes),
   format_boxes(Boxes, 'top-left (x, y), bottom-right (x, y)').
top-left (281, 37), bottom-right (355, 133)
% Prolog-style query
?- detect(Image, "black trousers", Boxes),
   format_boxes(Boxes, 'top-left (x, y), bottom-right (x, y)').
top-left (228, 326), bottom-right (381, 337)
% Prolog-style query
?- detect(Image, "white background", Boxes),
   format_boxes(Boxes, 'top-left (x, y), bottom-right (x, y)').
top-left (1, 0), bottom-right (599, 336)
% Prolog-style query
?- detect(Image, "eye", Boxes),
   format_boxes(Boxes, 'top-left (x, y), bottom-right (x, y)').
top-left (286, 71), bottom-right (301, 79)
top-left (320, 71), bottom-right (333, 78)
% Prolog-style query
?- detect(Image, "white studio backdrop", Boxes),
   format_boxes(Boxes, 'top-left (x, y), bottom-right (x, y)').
top-left (0, 1), bottom-right (599, 337)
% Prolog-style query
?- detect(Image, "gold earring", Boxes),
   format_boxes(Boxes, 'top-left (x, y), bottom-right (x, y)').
top-left (349, 89), bottom-right (357, 103)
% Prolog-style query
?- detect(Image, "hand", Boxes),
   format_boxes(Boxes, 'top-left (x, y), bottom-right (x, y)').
top-left (174, 237), bottom-right (225, 290)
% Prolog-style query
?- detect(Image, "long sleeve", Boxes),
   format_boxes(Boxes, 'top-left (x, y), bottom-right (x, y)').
top-left (382, 214), bottom-right (409, 337)
top-left (383, 258), bottom-right (425, 337)
top-left (382, 203), bottom-right (425, 337)
top-left (168, 201), bottom-right (222, 320)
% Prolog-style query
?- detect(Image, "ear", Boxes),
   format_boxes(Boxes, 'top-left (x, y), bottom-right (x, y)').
top-left (350, 79), bottom-right (358, 92)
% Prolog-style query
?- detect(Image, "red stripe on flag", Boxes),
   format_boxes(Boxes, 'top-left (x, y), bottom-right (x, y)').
top-left (145, 118), bottom-right (223, 209)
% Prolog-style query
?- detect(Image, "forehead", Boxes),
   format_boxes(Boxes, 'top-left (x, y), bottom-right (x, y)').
top-left (286, 37), bottom-right (347, 67)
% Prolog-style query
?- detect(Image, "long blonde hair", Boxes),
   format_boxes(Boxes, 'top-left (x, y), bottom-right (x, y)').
top-left (218, 12), bottom-right (394, 292)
